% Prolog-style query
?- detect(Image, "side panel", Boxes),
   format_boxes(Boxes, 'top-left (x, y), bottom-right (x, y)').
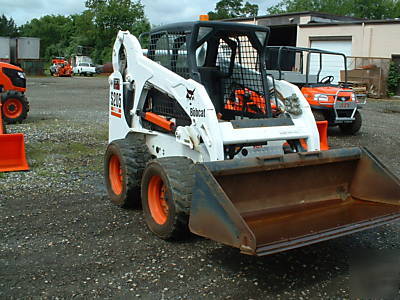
top-left (108, 71), bottom-right (130, 143)
top-left (111, 31), bottom-right (225, 161)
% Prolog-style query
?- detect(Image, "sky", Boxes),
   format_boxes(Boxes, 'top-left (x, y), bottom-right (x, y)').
top-left (0, 0), bottom-right (279, 27)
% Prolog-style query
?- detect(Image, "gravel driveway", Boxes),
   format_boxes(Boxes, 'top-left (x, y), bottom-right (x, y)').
top-left (1, 76), bottom-right (399, 299)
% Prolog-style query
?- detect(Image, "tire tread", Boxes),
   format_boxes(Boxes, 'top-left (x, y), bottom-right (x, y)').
top-left (105, 134), bottom-right (151, 208)
top-left (143, 157), bottom-right (195, 240)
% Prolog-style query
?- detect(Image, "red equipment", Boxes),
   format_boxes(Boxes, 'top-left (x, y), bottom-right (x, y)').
top-left (225, 88), bottom-right (328, 149)
top-left (50, 57), bottom-right (73, 77)
top-left (0, 62), bottom-right (29, 124)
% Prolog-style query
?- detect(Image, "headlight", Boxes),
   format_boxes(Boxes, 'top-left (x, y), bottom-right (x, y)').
top-left (351, 94), bottom-right (356, 101)
top-left (17, 72), bottom-right (25, 79)
top-left (314, 94), bottom-right (329, 102)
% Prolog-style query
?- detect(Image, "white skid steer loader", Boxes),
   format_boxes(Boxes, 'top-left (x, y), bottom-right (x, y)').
top-left (105, 21), bottom-right (400, 256)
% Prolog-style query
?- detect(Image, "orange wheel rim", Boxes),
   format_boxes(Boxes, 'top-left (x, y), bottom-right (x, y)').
top-left (109, 155), bottom-right (123, 195)
top-left (3, 99), bottom-right (23, 119)
top-left (148, 175), bottom-right (168, 225)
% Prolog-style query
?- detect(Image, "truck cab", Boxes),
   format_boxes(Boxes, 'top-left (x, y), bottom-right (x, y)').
top-left (73, 62), bottom-right (96, 76)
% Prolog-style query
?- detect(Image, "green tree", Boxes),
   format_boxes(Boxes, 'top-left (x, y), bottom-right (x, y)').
top-left (387, 62), bottom-right (400, 96)
top-left (19, 15), bottom-right (75, 58)
top-left (208, 0), bottom-right (259, 20)
top-left (85, 0), bottom-right (150, 63)
top-left (267, 0), bottom-right (400, 19)
top-left (0, 14), bottom-right (18, 37)
top-left (17, 1), bottom-right (150, 64)
top-left (242, 2), bottom-right (259, 17)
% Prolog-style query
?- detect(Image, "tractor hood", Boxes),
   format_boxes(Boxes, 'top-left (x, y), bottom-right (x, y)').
top-left (0, 62), bottom-right (23, 72)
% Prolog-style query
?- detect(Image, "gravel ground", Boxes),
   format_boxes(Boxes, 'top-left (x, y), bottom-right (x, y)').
top-left (1, 76), bottom-right (399, 299)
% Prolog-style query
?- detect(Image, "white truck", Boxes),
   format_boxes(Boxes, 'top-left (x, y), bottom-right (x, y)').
top-left (73, 62), bottom-right (96, 76)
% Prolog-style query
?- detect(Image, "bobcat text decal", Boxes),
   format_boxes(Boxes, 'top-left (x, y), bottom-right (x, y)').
top-left (190, 108), bottom-right (205, 118)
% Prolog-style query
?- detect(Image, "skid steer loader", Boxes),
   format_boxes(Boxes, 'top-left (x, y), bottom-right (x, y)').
top-left (104, 21), bottom-right (400, 256)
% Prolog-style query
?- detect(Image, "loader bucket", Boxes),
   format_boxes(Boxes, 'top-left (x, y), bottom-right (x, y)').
top-left (189, 147), bottom-right (400, 256)
top-left (0, 133), bottom-right (29, 172)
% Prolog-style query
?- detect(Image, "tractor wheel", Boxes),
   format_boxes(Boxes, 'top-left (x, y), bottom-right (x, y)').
top-left (312, 110), bottom-right (326, 121)
top-left (141, 157), bottom-right (195, 240)
top-left (1, 91), bottom-right (29, 124)
top-left (104, 134), bottom-right (151, 208)
top-left (339, 110), bottom-right (362, 135)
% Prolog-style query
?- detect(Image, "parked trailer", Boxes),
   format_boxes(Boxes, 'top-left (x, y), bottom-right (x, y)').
top-left (16, 37), bottom-right (40, 60)
top-left (0, 37), bottom-right (11, 63)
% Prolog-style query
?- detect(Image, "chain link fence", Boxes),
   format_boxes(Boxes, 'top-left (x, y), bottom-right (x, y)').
top-left (18, 59), bottom-right (47, 76)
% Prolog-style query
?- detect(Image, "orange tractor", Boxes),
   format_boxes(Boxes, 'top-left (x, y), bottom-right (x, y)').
top-left (0, 62), bottom-right (30, 171)
top-left (267, 46), bottom-right (366, 135)
top-left (50, 57), bottom-right (73, 77)
top-left (0, 62), bottom-right (29, 124)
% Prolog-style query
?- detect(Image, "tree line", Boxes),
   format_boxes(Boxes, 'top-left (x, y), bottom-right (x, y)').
top-left (1, 0), bottom-right (399, 64)
top-left (1, 0), bottom-right (150, 64)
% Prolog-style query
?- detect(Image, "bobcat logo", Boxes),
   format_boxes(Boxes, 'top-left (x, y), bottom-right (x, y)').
top-left (186, 88), bottom-right (195, 100)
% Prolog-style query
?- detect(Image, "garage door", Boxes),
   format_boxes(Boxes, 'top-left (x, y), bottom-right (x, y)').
top-left (309, 39), bottom-right (352, 83)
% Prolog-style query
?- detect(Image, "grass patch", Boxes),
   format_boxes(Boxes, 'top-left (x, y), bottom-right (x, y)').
top-left (23, 124), bottom-right (107, 175)
top-left (27, 141), bottom-right (101, 167)
top-left (68, 143), bottom-right (93, 155)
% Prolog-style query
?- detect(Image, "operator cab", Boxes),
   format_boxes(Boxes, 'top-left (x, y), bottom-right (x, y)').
top-left (146, 21), bottom-right (280, 120)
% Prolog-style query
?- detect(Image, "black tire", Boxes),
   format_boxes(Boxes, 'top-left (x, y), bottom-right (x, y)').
top-left (1, 91), bottom-right (29, 124)
top-left (312, 110), bottom-right (326, 121)
top-left (141, 157), bottom-right (195, 240)
top-left (104, 134), bottom-right (151, 208)
top-left (339, 110), bottom-right (362, 135)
